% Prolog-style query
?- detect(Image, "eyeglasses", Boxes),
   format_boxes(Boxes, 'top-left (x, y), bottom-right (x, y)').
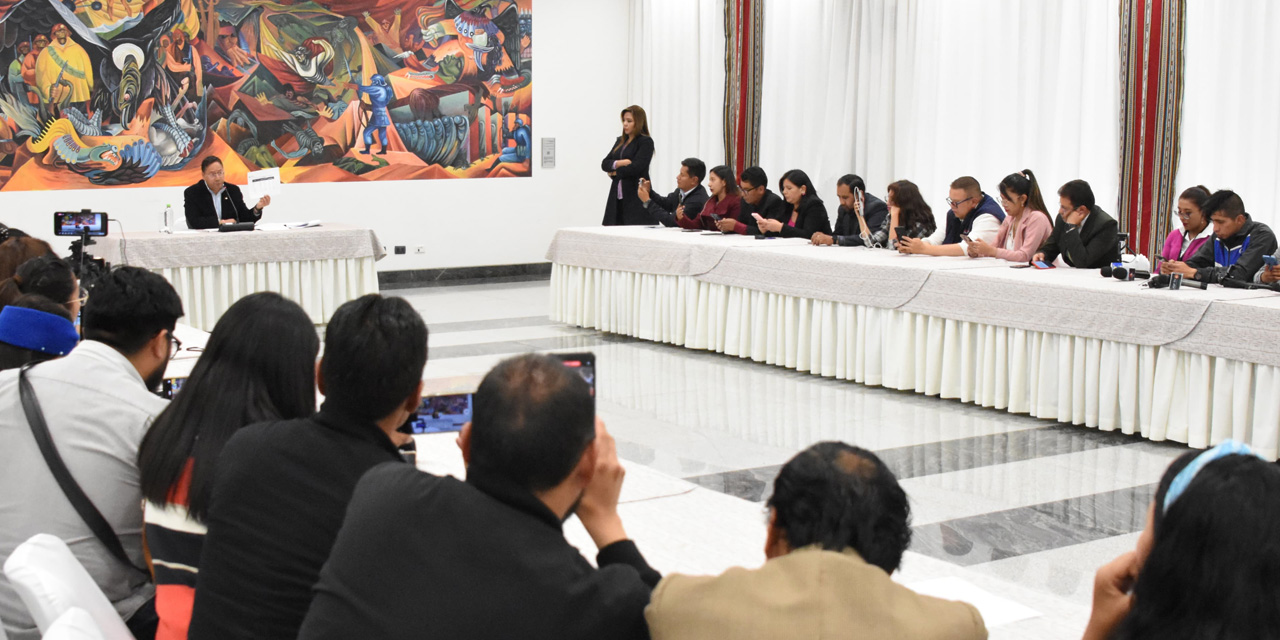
top-left (69, 287), bottom-right (88, 307)
top-left (168, 332), bottom-right (183, 360)
top-left (946, 196), bottom-right (976, 208)
top-left (1175, 209), bottom-right (1194, 219)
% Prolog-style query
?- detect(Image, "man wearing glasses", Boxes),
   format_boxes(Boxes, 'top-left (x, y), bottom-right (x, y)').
top-left (716, 166), bottom-right (788, 234)
top-left (0, 266), bottom-right (184, 640)
top-left (1033, 179), bottom-right (1121, 269)
top-left (898, 176), bottom-right (1004, 256)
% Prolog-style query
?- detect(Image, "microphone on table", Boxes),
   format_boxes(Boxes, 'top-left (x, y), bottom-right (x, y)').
top-left (1221, 278), bottom-right (1280, 292)
top-left (1113, 268), bottom-right (1151, 281)
top-left (1100, 265), bottom-right (1114, 277)
top-left (1149, 274), bottom-right (1209, 290)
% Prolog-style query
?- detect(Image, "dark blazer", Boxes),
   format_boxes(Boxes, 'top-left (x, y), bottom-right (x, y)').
top-left (732, 189), bottom-right (788, 234)
top-left (188, 405), bottom-right (406, 640)
top-left (646, 185), bottom-right (709, 228)
top-left (833, 194), bottom-right (889, 246)
top-left (768, 198), bottom-right (832, 240)
top-left (297, 463), bottom-right (661, 640)
top-left (183, 181), bottom-right (262, 230)
top-left (601, 135), bottom-right (655, 226)
top-left (1038, 205), bottom-right (1121, 268)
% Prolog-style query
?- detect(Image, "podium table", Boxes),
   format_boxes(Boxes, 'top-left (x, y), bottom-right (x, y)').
top-left (89, 223), bottom-right (384, 330)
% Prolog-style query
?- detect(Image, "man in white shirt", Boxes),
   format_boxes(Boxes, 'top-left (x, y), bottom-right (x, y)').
top-left (898, 176), bottom-right (1005, 257)
top-left (0, 267), bottom-right (184, 640)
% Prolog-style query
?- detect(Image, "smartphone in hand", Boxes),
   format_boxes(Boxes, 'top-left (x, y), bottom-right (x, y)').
top-left (1264, 255), bottom-right (1279, 267)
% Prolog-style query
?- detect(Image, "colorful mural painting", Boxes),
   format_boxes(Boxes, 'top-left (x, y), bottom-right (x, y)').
top-left (0, 0), bottom-right (532, 190)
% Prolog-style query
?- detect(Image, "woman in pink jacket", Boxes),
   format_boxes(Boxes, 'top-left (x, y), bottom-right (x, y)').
top-left (1159, 186), bottom-right (1213, 265)
top-left (967, 169), bottom-right (1054, 262)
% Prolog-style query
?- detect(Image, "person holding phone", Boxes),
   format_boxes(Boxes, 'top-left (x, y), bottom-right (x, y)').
top-left (811, 174), bottom-right (888, 247)
top-left (864, 180), bottom-right (935, 249)
top-left (967, 170), bottom-right (1054, 263)
top-left (681, 165), bottom-right (741, 230)
top-left (601, 105), bottom-right (655, 226)
top-left (898, 176), bottom-right (1004, 257)
top-left (1257, 256), bottom-right (1280, 285)
top-left (716, 166), bottom-right (787, 235)
top-left (1161, 190), bottom-right (1277, 284)
top-left (755, 170), bottom-right (831, 240)
top-left (638, 158), bottom-right (709, 228)
top-left (1032, 180), bottom-right (1121, 269)
top-left (1159, 186), bottom-right (1214, 266)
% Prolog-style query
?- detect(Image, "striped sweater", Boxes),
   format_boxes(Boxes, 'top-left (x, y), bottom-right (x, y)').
top-left (143, 461), bottom-right (204, 640)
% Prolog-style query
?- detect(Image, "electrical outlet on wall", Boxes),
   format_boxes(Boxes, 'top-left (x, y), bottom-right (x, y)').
top-left (414, 246), bottom-right (426, 254)
top-left (394, 246), bottom-right (406, 255)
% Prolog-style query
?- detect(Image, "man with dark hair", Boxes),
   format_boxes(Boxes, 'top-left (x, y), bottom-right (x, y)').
top-left (0, 267), bottom-right (183, 640)
top-left (189, 294), bottom-right (427, 640)
top-left (297, 354), bottom-right (660, 640)
top-left (717, 165), bottom-right (788, 234)
top-left (645, 442), bottom-right (986, 640)
top-left (811, 174), bottom-right (890, 246)
top-left (638, 157), bottom-right (709, 227)
top-left (898, 176), bottom-right (1004, 256)
top-left (1160, 190), bottom-right (1277, 284)
top-left (1033, 179), bottom-right (1121, 268)
top-left (182, 155), bottom-right (271, 229)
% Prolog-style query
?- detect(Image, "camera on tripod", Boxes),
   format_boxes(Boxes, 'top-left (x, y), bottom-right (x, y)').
top-left (54, 210), bottom-right (111, 288)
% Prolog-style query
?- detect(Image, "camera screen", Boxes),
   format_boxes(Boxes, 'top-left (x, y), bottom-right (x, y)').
top-left (555, 353), bottom-right (595, 397)
top-left (55, 211), bottom-right (107, 237)
top-left (161, 377), bottom-right (186, 399)
top-left (408, 393), bottom-right (473, 434)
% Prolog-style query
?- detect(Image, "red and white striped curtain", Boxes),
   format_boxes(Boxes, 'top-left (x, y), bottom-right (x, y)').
top-left (722, 0), bottom-right (764, 176)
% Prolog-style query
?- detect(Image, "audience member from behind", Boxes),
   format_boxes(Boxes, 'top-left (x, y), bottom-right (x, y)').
top-left (0, 267), bottom-right (184, 640)
top-left (0, 254), bottom-right (82, 318)
top-left (1159, 190), bottom-right (1277, 284)
top-left (1158, 186), bottom-right (1213, 266)
top-left (1033, 180), bottom-right (1121, 268)
top-left (718, 166), bottom-right (787, 234)
top-left (188, 294), bottom-right (426, 640)
top-left (811, 174), bottom-right (889, 247)
top-left (1083, 440), bottom-right (1280, 640)
top-left (138, 293), bottom-right (320, 640)
top-left (298, 354), bottom-right (661, 640)
top-left (0, 295), bottom-right (79, 371)
top-left (756, 169), bottom-right (832, 240)
top-left (967, 170), bottom-right (1054, 262)
top-left (639, 157), bottom-right (709, 228)
top-left (869, 180), bottom-right (937, 248)
top-left (646, 442), bottom-right (986, 640)
top-left (0, 235), bottom-right (55, 281)
top-left (682, 164), bottom-right (741, 230)
top-left (899, 176), bottom-right (1004, 256)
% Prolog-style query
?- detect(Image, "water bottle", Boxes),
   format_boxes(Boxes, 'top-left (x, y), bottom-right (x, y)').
top-left (161, 203), bottom-right (173, 234)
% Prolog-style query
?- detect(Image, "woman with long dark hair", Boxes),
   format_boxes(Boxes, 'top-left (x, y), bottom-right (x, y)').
top-left (600, 105), bottom-right (655, 226)
top-left (1158, 186), bottom-right (1213, 266)
top-left (967, 169), bottom-right (1054, 262)
top-left (755, 169), bottom-right (831, 240)
top-left (1083, 441), bottom-right (1280, 640)
top-left (138, 292), bottom-right (319, 640)
top-left (865, 180), bottom-right (935, 248)
top-left (680, 164), bottom-right (742, 230)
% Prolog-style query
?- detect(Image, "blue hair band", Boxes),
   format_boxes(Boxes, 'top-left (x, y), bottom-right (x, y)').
top-left (1163, 439), bottom-right (1262, 514)
top-left (0, 306), bottom-right (80, 356)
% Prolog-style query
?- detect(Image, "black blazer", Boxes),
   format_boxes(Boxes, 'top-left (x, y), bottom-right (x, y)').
top-left (600, 135), bottom-right (654, 226)
top-left (833, 194), bottom-right (889, 246)
top-left (646, 185), bottom-right (709, 227)
top-left (733, 189), bottom-right (788, 234)
top-left (768, 198), bottom-right (832, 240)
top-left (183, 181), bottom-right (263, 229)
top-left (1038, 205), bottom-right (1121, 268)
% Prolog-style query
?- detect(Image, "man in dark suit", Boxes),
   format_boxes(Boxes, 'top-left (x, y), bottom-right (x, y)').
top-left (183, 156), bottom-right (270, 229)
top-left (811, 174), bottom-right (889, 246)
top-left (1034, 179), bottom-right (1121, 268)
top-left (638, 158), bottom-right (709, 227)
top-left (296, 354), bottom-right (660, 640)
top-left (716, 166), bottom-right (787, 235)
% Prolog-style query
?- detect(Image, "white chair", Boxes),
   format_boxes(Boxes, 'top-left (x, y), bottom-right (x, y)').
top-left (42, 608), bottom-right (105, 640)
top-left (2, 535), bottom-right (133, 640)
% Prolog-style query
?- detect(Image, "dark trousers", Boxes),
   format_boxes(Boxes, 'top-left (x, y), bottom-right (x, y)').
top-left (126, 597), bottom-right (159, 640)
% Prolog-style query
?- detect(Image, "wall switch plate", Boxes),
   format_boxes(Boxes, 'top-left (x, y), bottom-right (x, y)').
top-left (414, 246), bottom-right (426, 254)
top-left (541, 137), bottom-right (555, 169)
top-left (394, 245), bottom-right (406, 255)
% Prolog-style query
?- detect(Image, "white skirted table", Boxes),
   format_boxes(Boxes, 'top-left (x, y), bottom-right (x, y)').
top-left (548, 226), bottom-right (1280, 459)
top-left (89, 223), bottom-right (384, 330)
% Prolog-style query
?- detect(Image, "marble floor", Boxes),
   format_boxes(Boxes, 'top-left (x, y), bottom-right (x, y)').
top-left (396, 279), bottom-right (1192, 639)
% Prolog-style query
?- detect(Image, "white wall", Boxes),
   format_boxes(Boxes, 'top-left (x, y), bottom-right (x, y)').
top-left (0, 0), bottom-right (630, 272)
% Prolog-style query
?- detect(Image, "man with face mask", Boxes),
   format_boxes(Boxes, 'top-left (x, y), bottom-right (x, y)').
top-left (297, 354), bottom-right (660, 640)
top-left (0, 267), bottom-right (183, 640)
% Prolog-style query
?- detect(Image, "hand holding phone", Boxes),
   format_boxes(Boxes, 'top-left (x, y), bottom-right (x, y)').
top-left (1033, 261), bottom-right (1055, 269)
top-left (1264, 255), bottom-right (1279, 267)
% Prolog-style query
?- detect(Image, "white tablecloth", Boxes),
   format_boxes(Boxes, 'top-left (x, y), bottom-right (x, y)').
top-left (548, 227), bottom-right (1280, 459)
top-left (89, 224), bottom-right (383, 330)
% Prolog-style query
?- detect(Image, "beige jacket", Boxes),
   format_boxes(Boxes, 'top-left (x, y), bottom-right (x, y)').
top-left (645, 547), bottom-right (987, 640)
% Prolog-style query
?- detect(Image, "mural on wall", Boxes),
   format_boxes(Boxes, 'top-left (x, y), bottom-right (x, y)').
top-left (0, 0), bottom-right (531, 190)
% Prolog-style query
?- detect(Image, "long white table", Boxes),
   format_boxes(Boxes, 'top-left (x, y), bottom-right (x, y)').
top-left (548, 227), bottom-right (1280, 459)
top-left (89, 223), bottom-right (384, 330)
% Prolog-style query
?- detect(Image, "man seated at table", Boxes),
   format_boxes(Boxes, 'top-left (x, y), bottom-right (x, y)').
top-left (717, 166), bottom-right (787, 235)
top-left (898, 176), bottom-right (1003, 256)
top-left (183, 156), bottom-right (271, 230)
top-left (811, 174), bottom-right (889, 246)
top-left (644, 442), bottom-right (987, 640)
top-left (1160, 190), bottom-right (1277, 285)
top-left (638, 158), bottom-right (709, 228)
top-left (1032, 180), bottom-right (1121, 269)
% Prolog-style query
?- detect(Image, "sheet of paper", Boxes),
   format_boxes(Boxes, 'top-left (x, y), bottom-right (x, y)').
top-left (244, 167), bottom-right (282, 201)
top-left (906, 577), bottom-right (1041, 628)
